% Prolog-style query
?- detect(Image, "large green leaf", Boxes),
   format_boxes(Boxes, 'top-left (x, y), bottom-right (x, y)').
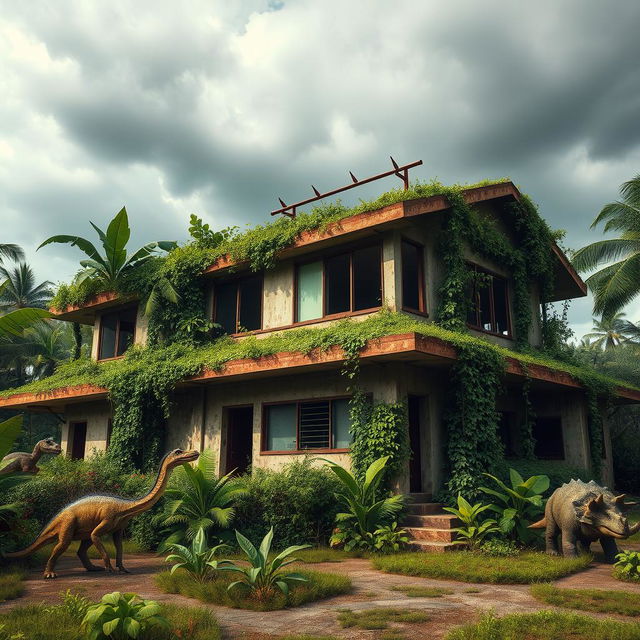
top-left (0, 308), bottom-right (52, 336)
top-left (38, 235), bottom-right (105, 265)
top-left (363, 456), bottom-right (389, 494)
top-left (0, 415), bottom-right (22, 459)
top-left (104, 207), bottom-right (131, 270)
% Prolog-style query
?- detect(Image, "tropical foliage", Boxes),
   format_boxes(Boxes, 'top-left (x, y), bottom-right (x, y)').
top-left (217, 528), bottom-right (310, 600)
top-left (582, 313), bottom-right (639, 350)
top-left (614, 550), bottom-right (640, 582)
top-left (159, 449), bottom-right (245, 547)
top-left (480, 468), bottom-right (549, 543)
top-left (164, 527), bottom-right (231, 582)
top-left (443, 495), bottom-right (500, 550)
top-left (39, 206), bottom-right (178, 315)
top-left (324, 456), bottom-right (404, 551)
top-left (573, 174), bottom-right (640, 318)
top-left (81, 592), bottom-right (169, 640)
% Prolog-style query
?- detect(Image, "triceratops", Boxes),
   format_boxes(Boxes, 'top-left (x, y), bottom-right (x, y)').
top-left (529, 479), bottom-right (640, 563)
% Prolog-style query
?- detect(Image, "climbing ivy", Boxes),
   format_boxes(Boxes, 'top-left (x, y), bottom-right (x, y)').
top-left (518, 365), bottom-right (537, 460)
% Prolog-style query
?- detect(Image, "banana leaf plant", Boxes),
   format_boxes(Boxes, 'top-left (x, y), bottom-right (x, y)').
top-left (164, 527), bottom-right (231, 582)
top-left (479, 468), bottom-right (550, 543)
top-left (323, 456), bottom-right (404, 551)
top-left (38, 207), bottom-right (178, 315)
top-left (443, 494), bottom-right (500, 550)
top-left (217, 527), bottom-right (310, 600)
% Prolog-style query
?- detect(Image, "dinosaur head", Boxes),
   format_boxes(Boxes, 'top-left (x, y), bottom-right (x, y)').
top-left (164, 448), bottom-right (200, 469)
top-left (36, 438), bottom-right (62, 456)
top-left (575, 492), bottom-right (639, 539)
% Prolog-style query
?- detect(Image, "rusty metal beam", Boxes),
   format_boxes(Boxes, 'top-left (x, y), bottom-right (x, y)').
top-left (271, 157), bottom-right (423, 218)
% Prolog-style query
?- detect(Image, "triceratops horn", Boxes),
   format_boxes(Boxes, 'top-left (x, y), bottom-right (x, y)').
top-left (629, 520), bottom-right (640, 536)
top-left (614, 494), bottom-right (627, 504)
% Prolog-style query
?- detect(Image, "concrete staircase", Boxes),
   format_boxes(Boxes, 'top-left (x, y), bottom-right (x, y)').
top-left (403, 493), bottom-right (460, 552)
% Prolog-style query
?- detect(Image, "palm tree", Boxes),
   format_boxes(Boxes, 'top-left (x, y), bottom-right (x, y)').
top-left (38, 207), bottom-right (178, 314)
top-left (0, 244), bottom-right (24, 264)
top-left (0, 263), bottom-right (53, 311)
top-left (573, 175), bottom-right (640, 318)
top-left (582, 313), bottom-right (639, 350)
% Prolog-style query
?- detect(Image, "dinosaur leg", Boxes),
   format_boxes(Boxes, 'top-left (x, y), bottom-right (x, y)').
top-left (90, 521), bottom-right (115, 572)
top-left (44, 522), bottom-right (74, 579)
top-left (545, 519), bottom-right (560, 555)
top-left (112, 530), bottom-right (130, 574)
top-left (599, 537), bottom-right (620, 564)
top-left (77, 539), bottom-right (104, 572)
top-left (561, 530), bottom-right (579, 557)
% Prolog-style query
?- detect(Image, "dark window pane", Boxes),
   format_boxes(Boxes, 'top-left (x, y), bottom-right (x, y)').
top-left (353, 245), bottom-right (382, 311)
top-left (492, 277), bottom-right (509, 335)
top-left (215, 282), bottom-right (238, 334)
top-left (325, 253), bottom-right (350, 315)
top-left (479, 278), bottom-right (492, 331)
top-left (239, 276), bottom-right (262, 332)
top-left (466, 274), bottom-right (478, 326)
top-left (299, 401), bottom-right (330, 449)
top-left (116, 308), bottom-right (136, 356)
top-left (498, 411), bottom-right (516, 457)
top-left (402, 242), bottom-right (422, 310)
top-left (266, 404), bottom-right (297, 451)
top-left (99, 312), bottom-right (118, 359)
top-left (533, 416), bottom-right (565, 460)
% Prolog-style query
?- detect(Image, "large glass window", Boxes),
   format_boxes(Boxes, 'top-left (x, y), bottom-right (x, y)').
top-left (401, 240), bottom-right (425, 312)
top-left (98, 307), bottom-right (137, 360)
top-left (214, 275), bottom-right (263, 334)
top-left (466, 264), bottom-right (511, 336)
top-left (263, 398), bottom-right (352, 451)
top-left (295, 245), bottom-right (382, 322)
top-left (533, 416), bottom-right (565, 460)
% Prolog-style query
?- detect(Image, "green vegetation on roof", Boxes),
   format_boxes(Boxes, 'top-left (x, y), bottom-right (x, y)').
top-left (1, 310), bottom-right (634, 402)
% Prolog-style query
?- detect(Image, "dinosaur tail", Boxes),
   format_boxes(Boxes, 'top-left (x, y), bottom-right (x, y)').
top-left (4, 525), bottom-right (56, 559)
top-left (528, 517), bottom-right (547, 529)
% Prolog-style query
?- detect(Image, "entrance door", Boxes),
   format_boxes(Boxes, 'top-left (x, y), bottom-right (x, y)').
top-left (225, 406), bottom-right (254, 475)
top-left (70, 422), bottom-right (87, 460)
top-left (408, 396), bottom-right (423, 493)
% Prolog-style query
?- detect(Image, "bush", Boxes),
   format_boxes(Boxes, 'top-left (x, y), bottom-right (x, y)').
top-left (614, 550), bottom-right (640, 582)
top-left (479, 539), bottom-right (519, 557)
top-left (232, 459), bottom-right (342, 547)
top-left (498, 459), bottom-right (594, 493)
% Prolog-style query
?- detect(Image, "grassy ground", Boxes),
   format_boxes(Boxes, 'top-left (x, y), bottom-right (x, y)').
top-left (391, 585), bottom-right (454, 597)
top-left (372, 551), bottom-right (592, 584)
top-left (0, 568), bottom-right (26, 602)
top-left (531, 583), bottom-right (640, 616)
top-left (156, 568), bottom-right (351, 611)
top-left (221, 547), bottom-right (364, 564)
top-left (25, 538), bottom-right (143, 566)
top-left (0, 602), bottom-right (220, 640)
top-left (446, 610), bottom-right (640, 639)
top-left (337, 607), bottom-right (429, 630)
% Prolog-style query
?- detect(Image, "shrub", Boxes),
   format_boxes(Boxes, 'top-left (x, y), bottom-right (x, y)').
top-left (233, 459), bottom-right (342, 547)
top-left (164, 528), bottom-right (231, 582)
top-left (324, 456), bottom-right (404, 551)
top-left (443, 495), bottom-right (500, 550)
top-left (614, 550), bottom-right (640, 582)
top-left (55, 589), bottom-right (91, 621)
top-left (218, 528), bottom-right (310, 600)
top-left (372, 523), bottom-right (410, 553)
top-left (498, 459), bottom-right (594, 492)
top-left (480, 468), bottom-right (549, 544)
top-left (479, 539), bottom-right (519, 557)
top-left (82, 592), bottom-right (169, 640)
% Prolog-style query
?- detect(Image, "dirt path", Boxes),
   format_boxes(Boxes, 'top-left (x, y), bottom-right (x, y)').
top-left (2, 554), bottom-right (638, 639)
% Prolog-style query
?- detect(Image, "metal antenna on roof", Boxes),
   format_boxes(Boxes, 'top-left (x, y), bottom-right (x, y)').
top-left (271, 157), bottom-right (423, 218)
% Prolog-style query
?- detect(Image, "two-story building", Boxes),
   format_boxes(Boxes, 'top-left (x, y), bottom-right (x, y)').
top-left (2, 181), bottom-right (639, 500)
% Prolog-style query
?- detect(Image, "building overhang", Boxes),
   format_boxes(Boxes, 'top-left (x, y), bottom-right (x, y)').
top-left (50, 292), bottom-right (137, 325)
top-left (1, 332), bottom-right (637, 412)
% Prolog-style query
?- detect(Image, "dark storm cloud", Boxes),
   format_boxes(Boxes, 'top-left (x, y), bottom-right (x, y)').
top-left (1, 0), bottom-right (640, 333)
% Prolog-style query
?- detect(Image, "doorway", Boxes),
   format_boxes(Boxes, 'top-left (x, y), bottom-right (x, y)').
top-left (408, 396), bottom-right (423, 493)
top-left (69, 422), bottom-right (87, 460)
top-left (224, 406), bottom-right (254, 475)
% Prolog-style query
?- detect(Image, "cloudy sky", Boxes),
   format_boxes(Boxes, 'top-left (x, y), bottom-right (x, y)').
top-left (1, 0), bottom-right (639, 338)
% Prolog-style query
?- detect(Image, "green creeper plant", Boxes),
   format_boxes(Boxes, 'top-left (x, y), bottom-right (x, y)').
top-left (443, 495), bottom-right (500, 550)
top-left (81, 592), bottom-right (169, 640)
top-left (159, 448), bottom-right (246, 547)
top-left (323, 456), bottom-right (404, 551)
top-left (480, 468), bottom-right (550, 543)
top-left (217, 527), bottom-right (310, 600)
top-left (39, 206), bottom-right (178, 315)
top-left (164, 527), bottom-right (231, 582)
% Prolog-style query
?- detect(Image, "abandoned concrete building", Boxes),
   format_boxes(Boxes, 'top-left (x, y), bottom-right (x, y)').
top-left (2, 181), bottom-right (639, 507)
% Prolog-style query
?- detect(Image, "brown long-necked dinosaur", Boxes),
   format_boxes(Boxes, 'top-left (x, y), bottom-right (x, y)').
top-left (0, 438), bottom-right (62, 475)
top-left (5, 448), bottom-right (199, 578)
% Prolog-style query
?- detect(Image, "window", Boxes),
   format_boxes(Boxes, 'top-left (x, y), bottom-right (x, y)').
top-left (466, 264), bottom-right (511, 336)
top-left (214, 275), bottom-right (263, 334)
top-left (533, 416), bottom-right (565, 460)
top-left (98, 307), bottom-right (137, 360)
top-left (263, 398), bottom-right (352, 452)
top-left (498, 411), bottom-right (516, 457)
top-left (296, 245), bottom-right (382, 322)
top-left (401, 240), bottom-right (425, 312)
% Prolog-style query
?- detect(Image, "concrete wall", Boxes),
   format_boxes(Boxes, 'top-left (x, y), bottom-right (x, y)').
top-left (62, 400), bottom-right (112, 457)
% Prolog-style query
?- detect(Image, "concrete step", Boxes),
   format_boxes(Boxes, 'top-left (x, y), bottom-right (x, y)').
top-left (405, 527), bottom-right (457, 542)
top-left (408, 540), bottom-right (461, 553)
top-left (403, 514), bottom-right (460, 529)
top-left (406, 502), bottom-right (446, 515)
top-left (407, 493), bottom-right (433, 502)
